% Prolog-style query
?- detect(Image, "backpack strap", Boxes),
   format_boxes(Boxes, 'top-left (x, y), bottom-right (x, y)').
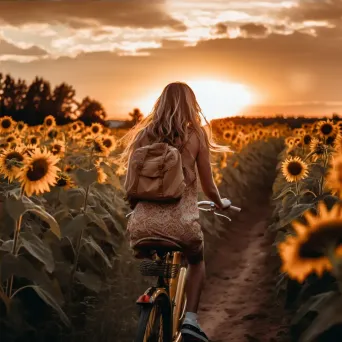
top-left (131, 147), bottom-right (149, 195)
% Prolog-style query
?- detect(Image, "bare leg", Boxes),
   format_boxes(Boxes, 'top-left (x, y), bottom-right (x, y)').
top-left (185, 260), bottom-right (206, 312)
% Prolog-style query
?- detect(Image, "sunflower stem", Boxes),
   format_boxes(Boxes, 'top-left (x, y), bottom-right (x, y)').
top-left (295, 181), bottom-right (299, 204)
top-left (69, 147), bottom-right (94, 295)
top-left (7, 215), bottom-right (23, 297)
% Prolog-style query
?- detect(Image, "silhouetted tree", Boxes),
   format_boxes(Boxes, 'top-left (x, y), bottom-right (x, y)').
top-left (78, 96), bottom-right (107, 126)
top-left (129, 108), bottom-right (143, 126)
top-left (23, 77), bottom-right (52, 125)
top-left (49, 83), bottom-right (77, 125)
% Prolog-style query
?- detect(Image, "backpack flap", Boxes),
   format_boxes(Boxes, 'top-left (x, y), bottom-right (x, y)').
top-left (124, 142), bottom-right (186, 202)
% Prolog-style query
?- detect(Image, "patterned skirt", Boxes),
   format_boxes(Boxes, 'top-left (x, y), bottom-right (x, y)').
top-left (126, 181), bottom-right (204, 259)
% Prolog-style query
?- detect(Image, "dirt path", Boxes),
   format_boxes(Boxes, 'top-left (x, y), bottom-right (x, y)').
top-left (198, 203), bottom-right (290, 342)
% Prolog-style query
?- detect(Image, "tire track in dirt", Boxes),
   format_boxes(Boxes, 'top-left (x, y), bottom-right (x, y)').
top-left (198, 203), bottom-right (290, 342)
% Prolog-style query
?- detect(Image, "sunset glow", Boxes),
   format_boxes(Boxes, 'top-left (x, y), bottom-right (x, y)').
top-left (138, 80), bottom-right (254, 121)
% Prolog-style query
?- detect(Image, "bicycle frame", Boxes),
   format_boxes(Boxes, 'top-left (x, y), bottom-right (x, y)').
top-left (136, 251), bottom-right (187, 341)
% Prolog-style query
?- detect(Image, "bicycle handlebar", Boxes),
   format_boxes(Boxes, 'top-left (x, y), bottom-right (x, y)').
top-left (197, 200), bottom-right (241, 212)
top-left (197, 200), bottom-right (241, 221)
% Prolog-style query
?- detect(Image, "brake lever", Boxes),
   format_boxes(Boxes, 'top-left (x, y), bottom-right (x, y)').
top-left (214, 212), bottom-right (232, 221)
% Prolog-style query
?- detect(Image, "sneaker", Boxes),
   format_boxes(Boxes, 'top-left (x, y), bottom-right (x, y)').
top-left (181, 322), bottom-right (209, 342)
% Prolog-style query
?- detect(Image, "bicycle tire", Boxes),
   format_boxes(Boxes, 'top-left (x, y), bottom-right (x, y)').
top-left (135, 293), bottom-right (172, 342)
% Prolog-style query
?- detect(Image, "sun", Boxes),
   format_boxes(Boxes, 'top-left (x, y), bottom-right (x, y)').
top-left (138, 79), bottom-right (254, 122)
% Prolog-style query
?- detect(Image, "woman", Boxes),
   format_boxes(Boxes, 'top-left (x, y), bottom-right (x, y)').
top-left (120, 82), bottom-right (231, 342)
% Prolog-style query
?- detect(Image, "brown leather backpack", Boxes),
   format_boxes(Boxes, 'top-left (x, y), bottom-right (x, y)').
top-left (124, 131), bottom-right (193, 208)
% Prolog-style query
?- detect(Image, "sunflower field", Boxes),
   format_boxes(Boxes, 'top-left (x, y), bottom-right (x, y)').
top-left (0, 113), bottom-right (341, 341)
top-left (270, 119), bottom-right (342, 341)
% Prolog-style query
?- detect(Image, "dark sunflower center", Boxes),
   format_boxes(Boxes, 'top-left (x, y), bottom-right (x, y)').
top-left (18, 123), bottom-right (24, 130)
top-left (57, 177), bottom-right (68, 187)
top-left (304, 135), bottom-right (311, 145)
top-left (31, 137), bottom-right (37, 144)
top-left (315, 143), bottom-right (325, 155)
top-left (26, 158), bottom-right (49, 181)
top-left (92, 126), bottom-right (100, 133)
top-left (5, 152), bottom-right (24, 170)
top-left (2, 119), bottom-right (11, 129)
top-left (94, 141), bottom-right (104, 152)
top-left (299, 222), bottom-right (342, 259)
top-left (51, 144), bottom-right (62, 155)
top-left (103, 139), bottom-right (112, 148)
top-left (287, 161), bottom-right (303, 176)
top-left (7, 136), bottom-right (15, 142)
top-left (48, 129), bottom-right (58, 139)
top-left (321, 124), bottom-right (333, 135)
top-left (46, 118), bottom-right (53, 126)
top-left (326, 136), bottom-right (335, 146)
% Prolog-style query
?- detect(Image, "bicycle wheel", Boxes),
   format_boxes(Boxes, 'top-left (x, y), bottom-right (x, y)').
top-left (135, 293), bottom-right (172, 342)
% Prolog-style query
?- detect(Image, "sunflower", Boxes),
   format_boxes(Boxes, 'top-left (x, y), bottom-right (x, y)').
top-left (49, 140), bottom-right (65, 157)
top-left (326, 154), bottom-right (342, 198)
top-left (44, 115), bottom-right (56, 128)
top-left (64, 164), bottom-right (74, 173)
top-left (47, 128), bottom-right (59, 140)
top-left (21, 144), bottom-right (38, 156)
top-left (16, 121), bottom-right (27, 133)
top-left (0, 116), bottom-right (15, 134)
top-left (102, 135), bottom-right (116, 151)
top-left (89, 123), bottom-right (102, 136)
top-left (18, 147), bottom-right (60, 197)
top-left (278, 202), bottom-right (342, 283)
top-left (70, 122), bottom-right (80, 133)
top-left (92, 137), bottom-right (110, 156)
top-left (222, 130), bottom-right (233, 141)
top-left (285, 137), bottom-right (294, 147)
top-left (5, 134), bottom-right (17, 144)
top-left (95, 159), bottom-right (107, 184)
top-left (27, 135), bottom-right (40, 146)
top-left (316, 119), bottom-right (337, 139)
top-left (55, 171), bottom-right (74, 189)
top-left (0, 146), bottom-right (26, 182)
top-left (310, 138), bottom-right (326, 162)
top-left (282, 156), bottom-right (309, 183)
top-left (302, 133), bottom-right (312, 147)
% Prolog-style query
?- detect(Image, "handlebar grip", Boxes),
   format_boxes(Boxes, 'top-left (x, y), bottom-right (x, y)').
top-left (229, 205), bottom-right (241, 212)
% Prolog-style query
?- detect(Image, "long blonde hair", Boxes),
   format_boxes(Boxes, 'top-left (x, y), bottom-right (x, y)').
top-left (118, 82), bottom-right (231, 167)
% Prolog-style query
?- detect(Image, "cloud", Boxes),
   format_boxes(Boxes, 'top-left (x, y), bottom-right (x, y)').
top-left (0, 38), bottom-right (47, 56)
top-left (240, 23), bottom-right (268, 37)
top-left (282, 0), bottom-right (342, 22)
top-left (0, 0), bottom-right (187, 31)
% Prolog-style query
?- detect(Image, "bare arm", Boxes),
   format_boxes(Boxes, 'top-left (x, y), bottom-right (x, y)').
top-left (196, 135), bottom-right (223, 209)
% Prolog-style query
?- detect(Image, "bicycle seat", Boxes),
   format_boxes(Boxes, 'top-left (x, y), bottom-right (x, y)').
top-left (133, 238), bottom-right (182, 258)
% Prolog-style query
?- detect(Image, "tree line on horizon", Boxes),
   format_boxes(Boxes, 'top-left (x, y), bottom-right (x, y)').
top-left (0, 73), bottom-right (144, 127)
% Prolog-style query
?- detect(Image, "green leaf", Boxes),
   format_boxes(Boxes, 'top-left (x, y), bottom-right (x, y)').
top-left (20, 232), bottom-right (55, 273)
top-left (75, 271), bottom-right (102, 293)
top-left (74, 168), bottom-right (98, 188)
top-left (61, 214), bottom-right (87, 238)
top-left (85, 210), bottom-right (110, 236)
top-left (5, 196), bottom-right (26, 221)
top-left (83, 236), bottom-right (112, 268)
top-left (298, 293), bottom-right (342, 342)
top-left (27, 207), bottom-right (61, 239)
top-left (0, 240), bottom-right (14, 252)
top-left (279, 203), bottom-right (316, 228)
top-left (100, 162), bottom-right (121, 189)
top-left (28, 285), bottom-right (70, 326)
top-left (0, 254), bottom-right (53, 291)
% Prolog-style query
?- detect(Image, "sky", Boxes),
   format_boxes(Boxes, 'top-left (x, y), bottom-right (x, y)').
top-left (0, 0), bottom-right (341, 120)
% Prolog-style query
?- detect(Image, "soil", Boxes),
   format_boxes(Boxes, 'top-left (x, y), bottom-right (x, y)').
top-left (198, 202), bottom-right (291, 342)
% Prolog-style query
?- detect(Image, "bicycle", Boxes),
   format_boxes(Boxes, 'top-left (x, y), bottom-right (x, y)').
top-left (128, 200), bottom-right (241, 342)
